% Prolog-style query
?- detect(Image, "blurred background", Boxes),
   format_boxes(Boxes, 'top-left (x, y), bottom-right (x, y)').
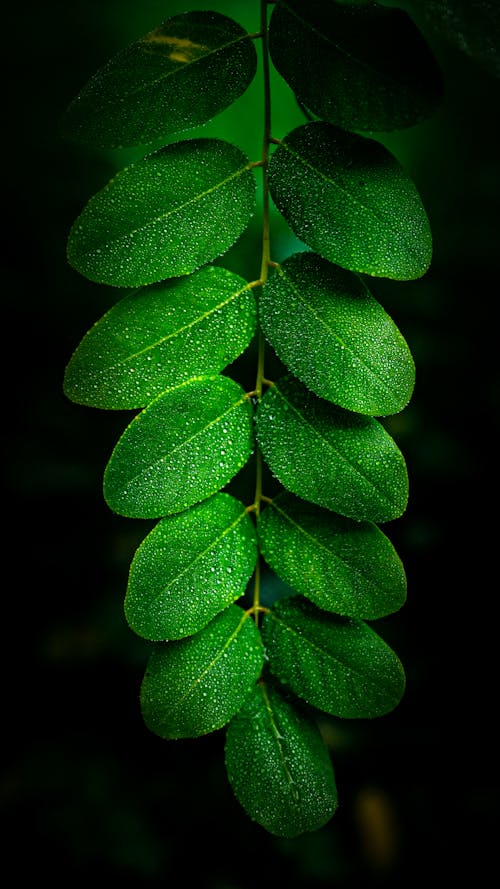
top-left (3, 0), bottom-right (498, 885)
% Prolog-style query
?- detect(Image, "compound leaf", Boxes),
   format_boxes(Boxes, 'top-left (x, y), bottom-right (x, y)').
top-left (67, 139), bottom-right (256, 287)
top-left (260, 252), bottom-right (415, 415)
top-left (225, 679), bottom-right (337, 837)
top-left (258, 492), bottom-right (407, 620)
top-left (256, 376), bottom-right (408, 523)
top-left (64, 266), bottom-right (256, 410)
top-left (104, 375), bottom-right (254, 518)
top-left (61, 10), bottom-right (258, 148)
top-left (140, 605), bottom-right (264, 739)
top-left (261, 596), bottom-right (405, 719)
top-left (268, 122), bottom-right (432, 280)
top-left (269, 0), bottom-right (442, 132)
top-left (125, 494), bottom-right (257, 641)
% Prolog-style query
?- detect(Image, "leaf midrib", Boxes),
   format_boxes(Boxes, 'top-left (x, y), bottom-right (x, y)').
top-left (275, 266), bottom-right (394, 396)
top-left (272, 382), bottom-right (400, 512)
top-left (122, 388), bottom-right (249, 492)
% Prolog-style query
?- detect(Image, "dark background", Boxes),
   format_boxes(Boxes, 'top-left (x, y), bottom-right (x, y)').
top-left (3, 1), bottom-right (498, 885)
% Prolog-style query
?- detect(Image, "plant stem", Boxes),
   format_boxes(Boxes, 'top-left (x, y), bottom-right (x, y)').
top-left (252, 0), bottom-right (273, 626)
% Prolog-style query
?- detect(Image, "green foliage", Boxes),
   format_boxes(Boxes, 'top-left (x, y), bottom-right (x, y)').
top-left (64, 266), bottom-right (256, 410)
top-left (261, 596), bottom-right (406, 719)
top-left (260, 252), bottom-right (415, 415)
top-left (62, 0), bottom-right (441, 837)
top-left (269, 0), bottom-right (443, 131)
top-left (67, 139), bottom-right (256, 287)
top-left (256, 376), bottom-right (409, 522)
top-left (60, 10), bottom-right (258, 148)
top-left (225, 680), bottom-right (338, 838)
top-left (268, 122), bottom-right (433, 280)
top-left (125, 494), bottom-right (258, 640)
top-left (258, 492), bottom-right (407, 620)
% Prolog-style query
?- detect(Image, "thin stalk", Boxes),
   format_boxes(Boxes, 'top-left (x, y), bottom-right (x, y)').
top-left (252, 0), bottom-right (273, 626)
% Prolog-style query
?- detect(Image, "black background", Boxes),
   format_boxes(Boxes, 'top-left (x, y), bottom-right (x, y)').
top-left (2, 2), bottom-right (498, 885)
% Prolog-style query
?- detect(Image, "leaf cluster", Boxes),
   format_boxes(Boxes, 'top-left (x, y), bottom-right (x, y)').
top-left (62, 1), bottom-right (442, 837)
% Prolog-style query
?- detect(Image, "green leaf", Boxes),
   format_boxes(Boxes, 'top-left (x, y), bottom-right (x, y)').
top-left (103, 375), bottom-right (254, 518)
top-left (60, 11), bottom-right (258, 148)
top-left (67, 139), bottom-right (256, 287)
top-left (268, 122), bottom-right (432, 280)
top-left (140, 605), bottom-right (264, 739)
top-left (125, 494), bottom-right (257, 641)
top-left (258, 492), bottom-right (407, 619)
top-left (260, 252), bottom-right (415, 415)
top-left (269, 0), bottom-right (442, 132)
top-left (225, 679), bottom-right (337, 837)
top-left (256, 376), bottom-right (408, 523)
top-left (261, 596), bottom-right (405, 719)
top-left (64, 266), bottom-right (256, 410)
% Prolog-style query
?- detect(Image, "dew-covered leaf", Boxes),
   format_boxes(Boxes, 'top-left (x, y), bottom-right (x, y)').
top-left (61, 11), bottom-right (258, 148)
top-left (260, 253), bottom-right (415, 415)
top-left (225, 679), bottom-right (337, 837)
top-left (268, 122), bottom-right (432, 281)
top-left (256, 376), bottom-right (408, 523)
top-left (140, 605), bottom-right (264, 739)
top-left (64, 266), bottom-right (256, 410)
top-left (261, 596), bottom-right (405, 719)
top-left (103, 375), bottom-right (254, 518)
top-left (269, 0), bottom-right (442, 132)
top-left (125, 494), bottom-right (257, 640)
top-left (258, 492), bottom-right (406, 619)
top-left (67, 139), bottom-right (256, 287)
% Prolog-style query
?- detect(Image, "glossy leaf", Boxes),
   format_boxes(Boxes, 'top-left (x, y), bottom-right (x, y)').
top-left (256, 376), bottom-right (408, 523)
top-left (258, 492), bottom-right (407, 619)
top-left (268, 122), bottom-right (432, 280)
top-left (125, 494), bottom-right (257, 641)
top-left (261, 596), bottom-right (405, 719)
top-left (67, 139), bottom-right (256, 287)
top-left (269, 0), bottom-right (442, 132)
top-left (140, 605), bottom-right (264, 739)
top-left (260, 252), bottom-right (415, 415)
top-left (225, 680), bottom-right (337, 837)
top-left (61, 11), bottom-right (258, 148)
top-left (64, 266), bottom-right (256, 410)
top-left (103, 375), bottom-right (254, 518)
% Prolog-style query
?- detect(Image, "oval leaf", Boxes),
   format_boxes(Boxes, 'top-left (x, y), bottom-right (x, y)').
top-left (67, 139), bottom-right (256, 287)
top-left (268, 122), bottom-right (432, 280)
top-left (256, 376), bottom-right (408, 523)
top-left (261, 596), bottom-right (405, 719)
top-left (260, 252), bottom-right (415, 415)
top-left (125, 494), bottom-right (257, 640)
top-left (61, 11), bottom-right (258, 148)
top-left (225, 680), bottom-right (337, 837)
top-left (258, 492), bottom-right (407, 620)
top-left (269, 0), bottom-right (442, 132)
top-left (64, 266), bottom-right (256, 410)
top-left (103, 375), bottom-right (254, 518)
top-left (140, 605), bottom-right (264, 739)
